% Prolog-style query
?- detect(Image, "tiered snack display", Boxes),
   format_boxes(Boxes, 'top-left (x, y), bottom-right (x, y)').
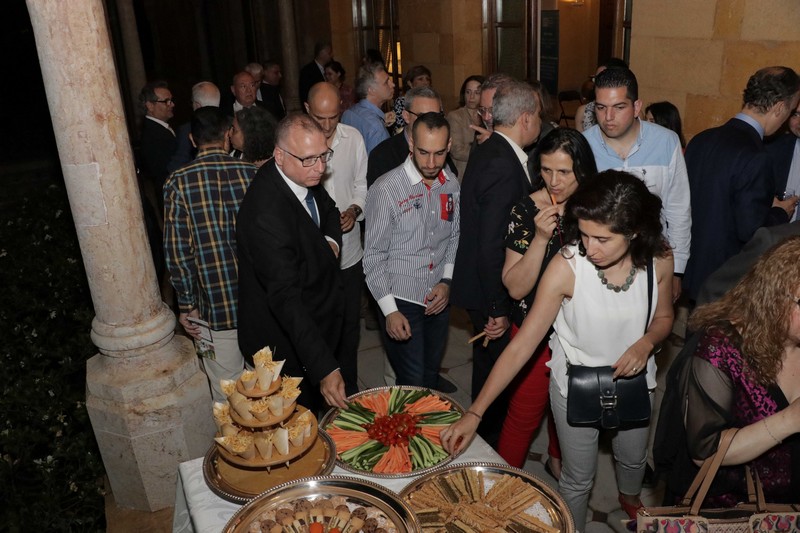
top-left (205, 348), bottom-right (334, 501)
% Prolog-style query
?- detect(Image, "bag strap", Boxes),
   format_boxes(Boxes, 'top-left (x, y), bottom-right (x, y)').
top-left (680, 427), bottom-right (738, 507)
top-left (645, 259), bottom-right (654, 331)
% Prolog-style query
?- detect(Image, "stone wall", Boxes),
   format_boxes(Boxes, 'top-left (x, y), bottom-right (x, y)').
top-left (631, 0), bottom-right (800, 139)
top-left (396, 0), bottom-right (483, 113)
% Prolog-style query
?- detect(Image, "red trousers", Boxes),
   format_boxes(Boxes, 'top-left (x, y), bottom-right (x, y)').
top-left (496, 324), bottom-right (561, 468)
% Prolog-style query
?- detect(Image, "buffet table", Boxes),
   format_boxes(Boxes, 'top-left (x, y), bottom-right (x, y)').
top-left (172, 434), bottom-right (506, 533)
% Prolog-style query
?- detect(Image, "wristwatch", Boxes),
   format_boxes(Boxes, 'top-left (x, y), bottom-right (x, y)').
top-left (349, 205), bottom-right (363, 217)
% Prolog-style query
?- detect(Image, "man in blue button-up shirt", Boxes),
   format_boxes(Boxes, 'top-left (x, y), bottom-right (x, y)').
top-left (342, 62), bottom-right (395, 153)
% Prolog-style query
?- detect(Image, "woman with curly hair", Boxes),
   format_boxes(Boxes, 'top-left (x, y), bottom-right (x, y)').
top-left (232, 106), bottom-right (277, 167)
top-left (675, 236), bottom-right (800, 505)
top-left (443, 171), bottom-right (675, 528)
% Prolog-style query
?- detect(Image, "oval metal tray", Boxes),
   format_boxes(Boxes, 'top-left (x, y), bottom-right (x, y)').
top-left (319, 385), bottom-right (466, 479)
top-left (400, 461), bottom-right (575, 532)
top-left (222, 475), bottom-right (421, 533)
top-left (203, 429), bottom-right (335, 504)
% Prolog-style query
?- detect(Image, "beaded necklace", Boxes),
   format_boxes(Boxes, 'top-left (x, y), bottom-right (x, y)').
top-left (596, 265), bottom-right (637, 292)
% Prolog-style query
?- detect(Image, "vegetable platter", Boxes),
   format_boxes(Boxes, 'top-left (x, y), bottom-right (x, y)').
top-left (320, 386), bottom-right (465, 478)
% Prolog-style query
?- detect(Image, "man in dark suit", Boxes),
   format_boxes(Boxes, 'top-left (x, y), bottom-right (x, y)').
top-left (451, 79), bottom-right (541, 446)
top-left (224, 71), bottom-right (267, 119)
top-left (139, 80), bottom-right (177, 199)
top-left (299, 41), bottom-right (332, 108)
top-left (696, 221), bottom-right (800, 306)
top-left (260, 60), bottom-right (287, 121)
top-left (683, 66), bottom-right (800, 301)
top-left (366, 86), bottom-right (458, 187)
top-left (237, 113), bottom-right (348, 411)
top-left (766, 99), bottom-right (800, 221)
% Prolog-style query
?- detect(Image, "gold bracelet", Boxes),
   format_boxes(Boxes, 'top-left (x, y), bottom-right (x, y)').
top-left (762, 418), bottom-right (782, 445)
top-left (466, 410), bottom-right (482, 421)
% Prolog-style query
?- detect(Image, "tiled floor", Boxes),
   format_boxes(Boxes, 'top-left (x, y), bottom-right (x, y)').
top-left (107, 304), bottom-right (689, 532)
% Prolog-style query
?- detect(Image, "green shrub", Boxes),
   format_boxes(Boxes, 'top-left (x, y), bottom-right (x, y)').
top-left (0, 182), bottom-right (106, 531)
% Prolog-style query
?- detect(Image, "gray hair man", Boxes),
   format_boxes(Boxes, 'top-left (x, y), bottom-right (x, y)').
top-left (451, 79), bottom-right (541, 447)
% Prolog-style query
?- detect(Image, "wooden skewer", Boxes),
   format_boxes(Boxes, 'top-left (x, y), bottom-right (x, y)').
top-left (467, 331), bottom-right (487, 344)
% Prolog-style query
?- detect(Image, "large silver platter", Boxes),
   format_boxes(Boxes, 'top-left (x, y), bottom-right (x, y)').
top-left (319, 385), bottom-right (465, 479)
top-left (222, 475), bottom-right (421, 532)
top-left (203, 429), bottom-right (335, 504)
top-left (400, 461), bottom-right (575, 532)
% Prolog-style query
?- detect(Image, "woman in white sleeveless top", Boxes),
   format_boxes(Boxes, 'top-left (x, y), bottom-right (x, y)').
top-left (442, 171), bottom-right (674, 530)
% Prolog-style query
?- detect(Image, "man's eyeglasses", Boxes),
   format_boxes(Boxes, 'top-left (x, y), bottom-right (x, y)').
top-left (280, 147), bottom-right (334, 167)
top-left (478, 106), bottom-right (493, 117)
top-left (154, 98), bottom-right (175, 105)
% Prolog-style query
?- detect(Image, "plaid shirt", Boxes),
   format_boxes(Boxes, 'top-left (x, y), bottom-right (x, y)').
top-left (163, 147), bottom-right (256, 330)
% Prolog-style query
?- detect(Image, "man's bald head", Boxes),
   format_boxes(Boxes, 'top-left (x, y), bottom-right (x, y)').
top-left (305, 82), bottom-right (342, 140)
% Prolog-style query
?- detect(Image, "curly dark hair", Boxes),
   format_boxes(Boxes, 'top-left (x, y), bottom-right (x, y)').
top-left (236, 106), bottom-right (277, 162)
top-left (530, 128), bottom-right (598, 191)
top-left (742, 66), bottom-right (800, 114)
top-left (689, 236), bottom-right (800, 385)
top-left (562, 170), bottom-right (668, 269)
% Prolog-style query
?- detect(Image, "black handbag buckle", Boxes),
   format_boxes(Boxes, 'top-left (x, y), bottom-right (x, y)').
top-left (600, 393), bottom-right (618, 410)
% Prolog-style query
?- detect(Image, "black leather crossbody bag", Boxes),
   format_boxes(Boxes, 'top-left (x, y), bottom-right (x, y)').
top-left (566, 260), bottom-right (654, 429)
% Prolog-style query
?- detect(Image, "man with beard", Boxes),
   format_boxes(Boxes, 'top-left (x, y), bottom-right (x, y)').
top-left (363, 112), bottom-right (460, 388)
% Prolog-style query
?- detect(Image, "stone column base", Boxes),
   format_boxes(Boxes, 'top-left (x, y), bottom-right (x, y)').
top-left (86, 335), bottom-right (216, 511)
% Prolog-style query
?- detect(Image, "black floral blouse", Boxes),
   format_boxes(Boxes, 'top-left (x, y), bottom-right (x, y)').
top-left (504, 194), bottom-right (564, 327)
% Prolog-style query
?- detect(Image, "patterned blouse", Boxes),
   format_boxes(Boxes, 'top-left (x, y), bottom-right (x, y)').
top-left (504, 194), bottom-right (564, 327)
top-left (683, 325), bottom-right (799, 505)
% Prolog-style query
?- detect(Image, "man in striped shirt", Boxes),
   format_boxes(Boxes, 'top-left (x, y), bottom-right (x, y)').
top-left (363, 112), bottom-right (460, 388)
top-left (163, 106), bottom-right (257, 402)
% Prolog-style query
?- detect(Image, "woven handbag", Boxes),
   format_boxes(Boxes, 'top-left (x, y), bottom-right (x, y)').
top-left (637, 428), bottom-right (800, 532)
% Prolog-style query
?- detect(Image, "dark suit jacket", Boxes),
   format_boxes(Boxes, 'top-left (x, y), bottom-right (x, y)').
top-left (260, 83), bottom-right (286, 121)
top-left (451, 133), bottom-right (533, 316)
top-left (223, 99), bottom-right (267, 119)
top-left (139, 118), bottom-right (177, 190)
top-left (366, 131), bottom-right (458, 187)
top-left (166, 122), bottom-right (194, 174)
top-left (696, 221), bottom-right (800, 306)
top-left (765, 132), bottom-right (797, 193)
top-left (299, 61), bottom-right (325, 106)
top-left (237, 162), bottom-right (345, 402)
top-left (683, 118), bottom-right (789, 300)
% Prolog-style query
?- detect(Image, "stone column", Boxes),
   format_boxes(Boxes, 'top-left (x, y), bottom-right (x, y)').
top-left (278, 0), bottom-right (301, 111)
top-left (26, 0), bottom-right (215, 511)
top-left (115, 0), bottom-right (147, 131)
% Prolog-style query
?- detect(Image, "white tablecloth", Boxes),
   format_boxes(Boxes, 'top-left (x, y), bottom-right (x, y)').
top-left (173, 436), bottom-right (505, 533)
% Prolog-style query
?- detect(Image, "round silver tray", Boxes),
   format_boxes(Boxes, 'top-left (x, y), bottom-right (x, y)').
top-left (222, 475), bottom-right (421, 533)
top-left (203, 429), bottom-right (336, 504)
top-left (319, 385), bottom-right (465, 479)
top-left (400, 461), bottom-right (575, 532)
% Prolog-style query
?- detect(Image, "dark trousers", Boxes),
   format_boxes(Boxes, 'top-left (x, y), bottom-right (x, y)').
top-left (338, 261), bottom-right (363, 396)
top-left (467, 309), bottom-right (511, 449)
top-left (378, 299), bottom-right (450, 389)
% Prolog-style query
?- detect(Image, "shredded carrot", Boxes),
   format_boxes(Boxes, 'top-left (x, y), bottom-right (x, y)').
top-left (404, 394), bottom-right (452, 415)
top-left (354, 390), bottom-right (390, 416)
top-left (372, 444), bottom-right (411, 473)
top-left (419, 425), bottom-right (446, 446)
top-left (325, 426), bottom-right (370, 452)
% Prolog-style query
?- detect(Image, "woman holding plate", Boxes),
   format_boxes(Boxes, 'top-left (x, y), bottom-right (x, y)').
top-left (442, 171), bottom-right (674, 528)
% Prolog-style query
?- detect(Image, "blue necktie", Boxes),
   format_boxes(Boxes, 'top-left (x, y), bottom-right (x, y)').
top-left (305, 190), bottom-right (319, 227)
